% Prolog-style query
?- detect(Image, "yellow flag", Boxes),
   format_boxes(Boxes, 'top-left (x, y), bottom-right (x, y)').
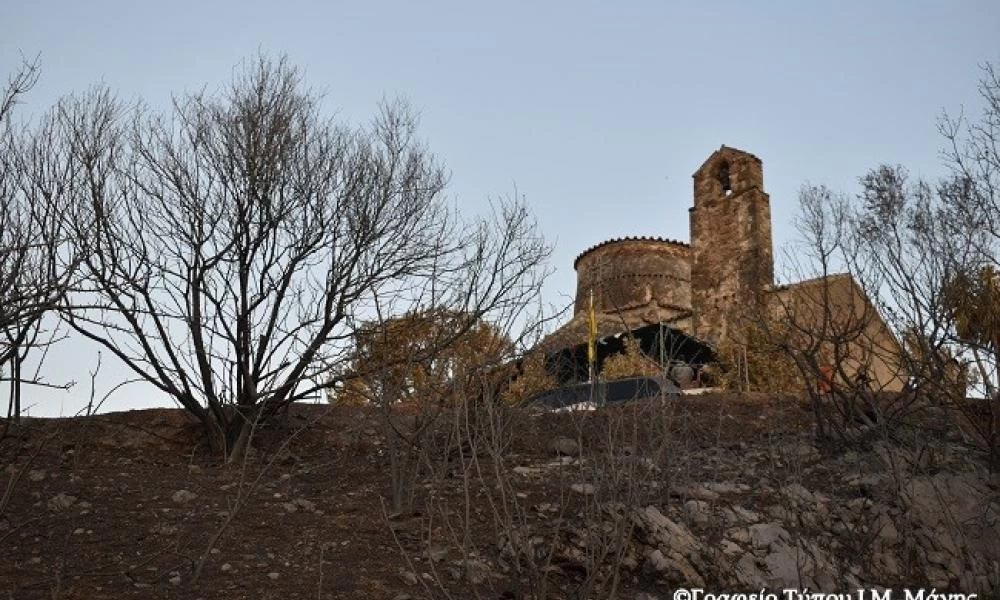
top-left (587, 289), bottom-right (597, 365)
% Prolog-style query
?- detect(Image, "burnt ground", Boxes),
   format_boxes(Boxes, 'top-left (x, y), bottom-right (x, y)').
top-left (0, 393), bottom-right (962, 599)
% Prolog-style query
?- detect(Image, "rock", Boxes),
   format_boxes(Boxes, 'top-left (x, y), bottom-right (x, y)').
top-left (548, 437), bottom-right (579, 456)
top-left (169, 574), bottom-right (181, 585)
top-left (704, 482), bottom-right (750, 494)
top-left (671, 485), bottom-right (719, 501)
top-left (400, 570), bottom-right (419, 585)
top-left (172, 489), bottom-right (198, 504)
top-left (670, 364), bottom-right (695, 386)
top-left (721, 539), bottom-right (743, 555)
top-left (787, 440), bottom-right (820, 460)
top-left (733, 553), bottom-right (769, 586)
top-left (267, 572), bottom-right (280, 580)
top-left (645, 548), bottom-right (669, 572)
top-left (731, 505), bottom-right (761, 523)
top-left (781, 483), bottom-right (815, 505)
top-left (636, 505), bottom-right (700, 556)
top-left (749, 523), bottom-right (790, 549)
top-left (846, 497), bottom-right (870, 512)
top-left (47, 493), bottom-right (77, 511)
top-left (293, 498), bottom-right (316, 512)
top-left (620, 455), bottom-right (660, 472)
top-left (391, 414), bottom-right (418, 434)
top-left (426, 545), bottom-right (449, 563)
top-left (464, 559), bottom-right (490, 585)
top-left (876, 517), bottom-right (899, 548)
top-left (728, 527), bottom-right (751, 544)
top-left (513, 466), bottom-right (542, 476)
top-left (766, 505), bottom-right (796, 523)
top-left (873, 551), bottom-right (900, 577)
top-left (901, 472), bottom-right (998, 561)
top-left (28, 470), bottom-right (45, 482)
top-left (799, 511), bottom-right (820, 528)
top-left (644, 548), bottom-right (704, 586)
top-left (684, 499), bottom-right (710, 524)
top-left (926, 565), bottom-right (951, 588)
top-left (761, 544), bottom-right (801, 587)
top-left (281, 502), bottom-right (298, 513)
top-left (570, 483), bottom-right (595, 495)
top-left (220, 563), bottom-right (233, 573)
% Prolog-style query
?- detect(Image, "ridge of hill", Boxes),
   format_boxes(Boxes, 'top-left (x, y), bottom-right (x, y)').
top-left (1, 395), bottom-right (997, 598)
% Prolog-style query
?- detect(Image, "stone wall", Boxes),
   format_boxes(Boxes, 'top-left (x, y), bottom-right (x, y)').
top-left (573, 237), bottom-right (691, 317)
top-left (690, 147), bottom-right (774, 345)
top-left (769, 274), bottom-right (908, 392)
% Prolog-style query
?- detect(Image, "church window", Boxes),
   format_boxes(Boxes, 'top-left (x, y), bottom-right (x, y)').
top-left (717, 161), bottom-right (732, 195)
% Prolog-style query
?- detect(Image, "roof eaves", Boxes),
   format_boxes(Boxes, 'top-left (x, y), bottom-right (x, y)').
top-left (573, 236), bottom-right (691, 269)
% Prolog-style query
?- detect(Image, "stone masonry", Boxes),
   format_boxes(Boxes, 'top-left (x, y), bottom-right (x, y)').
top-left (573, 237), bottom-right (691, 323)
top-left (689, 146), bottom-right (774, 345)
top-left (552, 145), bottom-right (774, 349)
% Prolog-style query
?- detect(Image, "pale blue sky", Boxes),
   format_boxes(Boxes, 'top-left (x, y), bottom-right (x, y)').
top-left (3, 0), bottom-right (998, 415)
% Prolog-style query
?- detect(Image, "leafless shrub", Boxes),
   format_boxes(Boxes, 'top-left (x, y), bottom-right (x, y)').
top-left (51, 54), bottom-right (550, 462)
top-left (741, 60), bottom-right (1000, 470)
top-left (0, 57), bottom-right (78, 430)
top-left (387, 338), bottom-right (699, 598)
top-left (742, 183), bottom-right (912, 442)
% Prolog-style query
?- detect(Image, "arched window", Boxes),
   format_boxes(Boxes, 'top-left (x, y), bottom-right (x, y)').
top-left (717, 161), bottom-right (732, 194)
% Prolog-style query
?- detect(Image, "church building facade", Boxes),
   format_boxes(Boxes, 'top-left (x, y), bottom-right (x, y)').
top-left (544, 145), bottom-right (906, 392)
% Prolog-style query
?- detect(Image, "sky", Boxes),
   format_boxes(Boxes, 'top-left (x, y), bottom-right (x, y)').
top-left (3, 0), bottom-right (999, 416)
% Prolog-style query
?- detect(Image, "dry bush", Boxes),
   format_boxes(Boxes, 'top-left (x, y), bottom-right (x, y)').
top-left (717, 316), bottom-right (803, 394)
top-left (501, 350), bottom-right (557, 405)
top-left (600, 337), bottom-right (660, 380)
top-left (334, 308), bottom-right (513, 407)
top-left (387, 372), bottom-right (696, 599)
top-left (333, 310), bottom-right (525, 513)
top-left (1, 58), bottom-right (78, 429)
top-left (47, 54), bottom-right (549, 463)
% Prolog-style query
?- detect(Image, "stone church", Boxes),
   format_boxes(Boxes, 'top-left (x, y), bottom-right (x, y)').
top-left (544, 145), bottom-right (906, 390)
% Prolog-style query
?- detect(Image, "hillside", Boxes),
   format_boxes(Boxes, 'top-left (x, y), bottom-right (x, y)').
top-left (1, 394), bottom-right (997, 599)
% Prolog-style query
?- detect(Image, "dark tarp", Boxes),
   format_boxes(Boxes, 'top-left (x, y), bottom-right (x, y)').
top-left (545, 322), bottom-right (716, 385)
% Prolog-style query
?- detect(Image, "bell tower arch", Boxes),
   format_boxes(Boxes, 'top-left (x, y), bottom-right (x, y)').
top-left (688, 145), bottom-right (774, 345)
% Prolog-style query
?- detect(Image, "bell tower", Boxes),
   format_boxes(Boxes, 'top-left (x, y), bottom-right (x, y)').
top-left (689, 146), bottom-right (774, 345)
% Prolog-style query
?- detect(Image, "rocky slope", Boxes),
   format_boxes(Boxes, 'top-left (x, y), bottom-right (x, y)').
top-left (1, 396), bottom-right (997, 599)
top-left (509, 433), bottom-right (999, 595)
